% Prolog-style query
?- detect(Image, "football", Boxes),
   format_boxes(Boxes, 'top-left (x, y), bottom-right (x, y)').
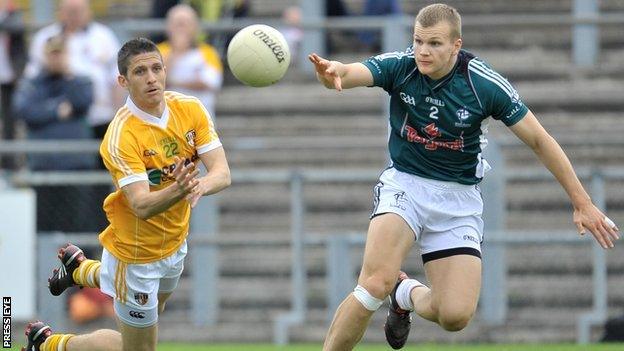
top-left (226, 24), bottom-right (291, 87)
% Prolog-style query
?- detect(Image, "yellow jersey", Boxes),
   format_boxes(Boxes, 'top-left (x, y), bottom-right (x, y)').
top-left (99, 91), bottom-right (221, 263)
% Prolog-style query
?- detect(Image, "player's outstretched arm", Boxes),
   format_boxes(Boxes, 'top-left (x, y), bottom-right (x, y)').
top-left (186, 146), bottom-right (231, 208)
top-left (122, 156), bottom-right (200, 219)
top-left (308, 53), bottom-right (373, 91)
top-left (509, 110), bottom-right (620, 249)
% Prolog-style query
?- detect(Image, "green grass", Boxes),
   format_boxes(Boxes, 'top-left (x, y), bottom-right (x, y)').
top-left (7, 343), bottom-right (624, 351)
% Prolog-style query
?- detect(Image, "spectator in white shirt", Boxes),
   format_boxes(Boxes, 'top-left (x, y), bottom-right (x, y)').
top-left (24, 0), bottom-right (121, 141)
top-left (157, 4), bottom-right (223, 119)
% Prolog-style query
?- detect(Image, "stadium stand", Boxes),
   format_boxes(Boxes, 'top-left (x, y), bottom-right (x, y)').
top-left (7, 0), bottom-right (624, 345)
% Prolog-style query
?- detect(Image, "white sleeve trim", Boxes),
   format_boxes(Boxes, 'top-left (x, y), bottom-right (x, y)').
top-left (118, 173), bottom-right (148, 188)
top-left (196, 140), bottom-right (222, 154)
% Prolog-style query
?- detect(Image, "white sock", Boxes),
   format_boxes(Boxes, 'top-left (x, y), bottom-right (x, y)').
top-left (396, 278), bottom-right (424, 311)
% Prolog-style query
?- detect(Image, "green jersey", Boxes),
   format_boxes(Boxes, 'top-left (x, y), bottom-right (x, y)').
top-left (362, 48), bottom-right (528, 185)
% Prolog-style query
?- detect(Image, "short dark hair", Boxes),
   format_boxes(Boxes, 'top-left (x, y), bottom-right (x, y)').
top-left (117, 37), bottom-right (161, 76)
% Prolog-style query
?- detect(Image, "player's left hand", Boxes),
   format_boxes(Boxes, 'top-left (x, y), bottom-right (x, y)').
top-left (185, 178), bottom-right (209, 208)
top-left (574, 203), bottom-right (619, 249)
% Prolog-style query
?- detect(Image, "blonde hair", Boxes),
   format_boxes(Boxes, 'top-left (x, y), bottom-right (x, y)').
top-left (415, 3), bottom-right (462, 40)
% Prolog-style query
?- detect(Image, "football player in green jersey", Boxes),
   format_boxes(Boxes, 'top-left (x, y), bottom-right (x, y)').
top-left (309, 3), bottom-right (620, 350)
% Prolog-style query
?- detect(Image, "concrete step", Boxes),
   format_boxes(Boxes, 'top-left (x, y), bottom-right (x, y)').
top-left (217, 115), bottom-right (386, 137)
top-left (215, 79), bottom-right (624, 117)
top-left (217, 208), bottom-right (624, 234)
top-left (218, 178), bottom-right (624, 211)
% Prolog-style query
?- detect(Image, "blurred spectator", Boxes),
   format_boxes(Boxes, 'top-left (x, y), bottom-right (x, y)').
top-left (188, 0), bottom-right (249, 21)
top-left (280, 6), bottom-right (303, 64)
top-left (24, 0), bottom-right (121, 144)
top-left (158, 4), bottom-right (223, 119)
top-left (69, 287), bottom-right (114, 324)
top-left (150, 0), bottom-right (180, 43)
top-left (325, 0), bottom-right (350, 53)
top-left (326, 0), bottom-right (348, 17)
top-left (187, 0), bottom-right (250, 54)
top-left (0, 0), bottom-right (25, 170)
top-left (12, 34), bottom-right (97, 232)
top-left (359, 0), bottom-right (402, 51)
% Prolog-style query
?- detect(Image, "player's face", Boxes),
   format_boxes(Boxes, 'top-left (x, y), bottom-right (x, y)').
top-left (118, 52), bottom-right (167, 115)
top-left (413, 21), bottom-right (462, 80)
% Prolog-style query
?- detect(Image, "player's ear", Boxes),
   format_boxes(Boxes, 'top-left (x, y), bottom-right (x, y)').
top-left (117, 74), bottom-right (128, 89)
top-left (452, 38), bottom-right (462, 56)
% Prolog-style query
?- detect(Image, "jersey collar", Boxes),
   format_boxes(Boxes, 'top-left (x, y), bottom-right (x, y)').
top-left (424, 57), bottom-right (460, 92)
top-left (125, 96), bottom-right (170, 129)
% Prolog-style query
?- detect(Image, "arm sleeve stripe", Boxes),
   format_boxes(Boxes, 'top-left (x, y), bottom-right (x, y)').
top-left (470, 60), bottom-right (515, 93)
top-left (196, 140), bottom-right (222, 154)
top-left (468, 61), bottom-right (515, 97)
top-left (118, 173), bottom-right (148, 188)
top-left (469, 65), bottom-right (513, 97)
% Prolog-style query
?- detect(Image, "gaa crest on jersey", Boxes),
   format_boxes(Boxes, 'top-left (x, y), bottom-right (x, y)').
top-left (455, 108), bottom-right (472, 128)
top-left (134, 293), bottom-right (149, 306)
top-left (185, 129), bottom-right (196, 147)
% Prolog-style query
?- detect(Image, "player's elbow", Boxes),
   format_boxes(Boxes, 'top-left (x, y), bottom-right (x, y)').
top-left (128, 201), bottom-right (154, 220)
top-left (529, 132), bottom-right (556, 156)
top-left (221, 170), bottom-right (232, 190)
top-left (133, 207), bottom-right (153, 220)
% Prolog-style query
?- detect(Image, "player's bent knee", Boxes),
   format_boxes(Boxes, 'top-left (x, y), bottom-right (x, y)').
top-left (360, 274), bottom-right (397, 299)
top-left (438, 309), bottom-right (474, 331)
top-left (352, 285), bottom-right (384, 311)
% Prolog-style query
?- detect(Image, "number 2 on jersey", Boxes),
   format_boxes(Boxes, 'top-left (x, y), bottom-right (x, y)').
top-left (429, 106), bottom-right (439, 120)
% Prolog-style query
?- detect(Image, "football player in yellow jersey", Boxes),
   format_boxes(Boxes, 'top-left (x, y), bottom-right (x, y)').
top-left (22, 38), bottom-right (231, 351)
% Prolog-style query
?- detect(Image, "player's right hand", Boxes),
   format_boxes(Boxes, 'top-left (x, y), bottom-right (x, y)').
top-left (172, 156), bottom-right (200, 195)
top-left (308, 53), bottom-right (343, 91)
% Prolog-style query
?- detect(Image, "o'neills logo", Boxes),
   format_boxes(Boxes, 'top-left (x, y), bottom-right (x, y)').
top-left (253, 29), bottom-right (286, 63)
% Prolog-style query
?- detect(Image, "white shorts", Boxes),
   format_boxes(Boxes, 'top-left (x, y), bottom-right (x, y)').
top-left (371, 167), bottom-right (484, 263)
top-left (100, 240), bottom-right (187, 327)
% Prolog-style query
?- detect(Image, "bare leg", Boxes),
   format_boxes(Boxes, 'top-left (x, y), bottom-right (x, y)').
top-left (64, 292), bottom-right (173, 351)
top-left (157, 292), bottom-right (172, 314)
top-left (116, 319), bottom-right (158, 351)
top-left (65, 329), bottom-right (122, 351)
top-left (323, 213), bottom-right (414, 351)
top-left (411, 255), bottom-right (481, 331)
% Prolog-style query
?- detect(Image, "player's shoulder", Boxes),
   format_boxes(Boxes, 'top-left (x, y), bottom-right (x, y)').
top-left (100, 106), bottom-right (134, 153)
top-left (165, 90), bottom-right (202, 105)
top-left (464, 52), bottom-right (517, 98)
top-left (165, 91), bottom-right (207, 114)
top-left (465, 53), bottom-right (508, 87)
top-left (108, 106), bottom-right (136, 133)
top-left (371, 46), bottom-right (415, 65)
top-left (364, 46), bottom-right (415, 80)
